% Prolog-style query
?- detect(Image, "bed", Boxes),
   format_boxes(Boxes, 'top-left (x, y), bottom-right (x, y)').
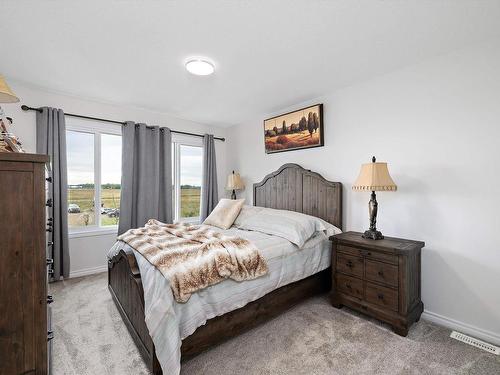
top-left (107, 163), bottom-right (342, 374)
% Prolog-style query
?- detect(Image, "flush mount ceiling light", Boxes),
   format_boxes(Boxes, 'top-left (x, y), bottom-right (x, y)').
top-left (185, 58), bottom-right (215, 76)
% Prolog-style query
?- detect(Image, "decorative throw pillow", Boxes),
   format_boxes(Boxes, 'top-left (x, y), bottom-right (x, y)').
top-left (203, 199), bottom-right (245, 230)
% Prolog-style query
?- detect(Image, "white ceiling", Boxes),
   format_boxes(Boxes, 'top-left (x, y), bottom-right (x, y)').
top-left (1, 0), bottom-right (500, 127)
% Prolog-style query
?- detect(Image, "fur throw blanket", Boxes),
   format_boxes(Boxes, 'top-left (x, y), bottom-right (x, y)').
top-left (118, 220), bottom-right (269, 303)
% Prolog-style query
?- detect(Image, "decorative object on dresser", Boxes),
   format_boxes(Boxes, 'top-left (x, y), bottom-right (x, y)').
top-left (0, 152), bottom-right (52, 374)
top-left (263, 104), bottom-right (324, 154)
top-left (331, 231), bottom-right (424, 336)
top-left (352, 156), bottom-right (397, 240)
top-left (226, 170), bottom-right (245, 199)
top-left (0, 75), bottom-right (25, 153)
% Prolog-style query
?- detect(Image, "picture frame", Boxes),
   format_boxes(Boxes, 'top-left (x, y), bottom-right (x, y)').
top-left (263, 104), bottom-right (324, 154)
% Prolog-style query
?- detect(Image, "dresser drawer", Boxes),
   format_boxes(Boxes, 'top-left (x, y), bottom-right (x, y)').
top-left (365, 260), bottom-right (398, 287)
top-left (365, 282), bottom-right (398, 312)
top-left (336, 274), bottom-right (363, 299)
top-left (336, 253), bottom-right (363, 278)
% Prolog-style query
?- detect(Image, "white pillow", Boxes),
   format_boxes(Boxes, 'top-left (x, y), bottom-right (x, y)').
top-left (233, 205), bottom-right (264, 227)
top-left (238, 207), bottom-right (342, 247)
top-left (203, 199), bottom-right (245, 230)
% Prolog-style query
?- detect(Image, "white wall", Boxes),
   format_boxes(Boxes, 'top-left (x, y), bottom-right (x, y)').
top-left (227, 41), bottom-right (500, 344)
top-left (2, 81), bottom-right (228, 278)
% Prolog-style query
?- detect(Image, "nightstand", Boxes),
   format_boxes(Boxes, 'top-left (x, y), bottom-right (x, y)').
top-left (330, 231), bottom-right (425, 336)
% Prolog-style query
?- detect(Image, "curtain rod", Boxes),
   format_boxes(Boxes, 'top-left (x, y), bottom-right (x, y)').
top-left (20, 105), bottom-right (225, 141)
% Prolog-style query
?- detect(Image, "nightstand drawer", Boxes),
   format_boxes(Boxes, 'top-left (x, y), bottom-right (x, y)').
top-left (365, 260), bottom-right (398, 287)
top-left (364, 251), bottom-right (398, 265)
top-left (365, 282), bottom-right (398, 312)
top-left (337, 245), bottom-right (362, 257)
top-left (338, 244), bottom-right (398, 265)
top-left (336, 253), bottom-right (363, 278)
top-left (336, 274), bottom-right (363, 299)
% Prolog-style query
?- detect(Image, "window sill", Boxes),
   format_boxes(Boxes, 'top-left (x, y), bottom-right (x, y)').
top-left (69, 227), bottom-right (118, 239)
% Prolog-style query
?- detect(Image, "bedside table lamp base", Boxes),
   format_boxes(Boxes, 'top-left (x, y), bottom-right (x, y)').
top-left (362, 191), bottom-right (384, 240)
top-left (363, 229), bottom-right (384, 240)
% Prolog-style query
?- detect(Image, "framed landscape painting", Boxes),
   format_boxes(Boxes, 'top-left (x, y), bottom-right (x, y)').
top-left (264, 104), bottom-right (324, 154)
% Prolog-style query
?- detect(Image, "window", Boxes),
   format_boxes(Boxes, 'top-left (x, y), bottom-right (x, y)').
top-left (172, 136), bottom-right (203, 222)
top-left (100, 134), bottom-right (122, 226)
top-left (67, 131), bottom-right (96, 227)
top-left (66, 120), bottom-right (121, 232)
top-left (66, 124), bottom-right (203, 232)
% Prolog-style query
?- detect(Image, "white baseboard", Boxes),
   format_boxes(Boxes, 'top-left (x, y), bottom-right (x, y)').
top-left (422, 310), bottom-right (500, 346)
top-left (69, 265), bottom-right (107, 279)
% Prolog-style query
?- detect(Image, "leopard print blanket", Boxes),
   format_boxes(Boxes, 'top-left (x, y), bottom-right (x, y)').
top-left (118, 220), bottom-right (269, 303)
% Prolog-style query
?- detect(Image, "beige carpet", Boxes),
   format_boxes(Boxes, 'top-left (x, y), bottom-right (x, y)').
top-left (50, 272), bottom-right (500, 375)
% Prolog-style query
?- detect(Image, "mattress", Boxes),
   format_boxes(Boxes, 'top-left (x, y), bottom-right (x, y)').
top-left (107, 225), bottom-right (332, 375)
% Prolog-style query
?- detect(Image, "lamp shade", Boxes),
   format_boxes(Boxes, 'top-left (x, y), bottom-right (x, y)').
top-left (226, 171), bottom-right (244, 190)
top-left (352, 159), bottom-right (397, 192)
top-left (0, 75), bottom-right (19, 103)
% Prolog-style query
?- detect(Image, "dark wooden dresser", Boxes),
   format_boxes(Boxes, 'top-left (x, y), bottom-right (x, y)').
top-left (0, 152), bottom-right (51, 375)
top-left (331, 231), bottom-right (424, 336)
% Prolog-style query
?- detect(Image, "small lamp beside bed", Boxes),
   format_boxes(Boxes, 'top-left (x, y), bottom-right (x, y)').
top-left (226, 171), bottom-right (245, 199)
top-left (352, 156), bottom-right (397, 240)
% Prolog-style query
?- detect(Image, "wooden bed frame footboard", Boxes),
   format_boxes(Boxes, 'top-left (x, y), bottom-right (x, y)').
top-left (108, 247), bottom-right (331, 375)
top-left (108, 248), bottom-right (162, 373)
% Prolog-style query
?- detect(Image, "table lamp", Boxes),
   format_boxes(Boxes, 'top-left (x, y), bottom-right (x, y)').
top-left (0, 75), bottom-right (19, 131)
top-left (352, 156), bottom-right (397, 240)
top-left (226, 171), bottom-right (244, 199)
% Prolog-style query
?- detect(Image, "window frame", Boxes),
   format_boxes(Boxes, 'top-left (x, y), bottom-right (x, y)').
top-left (66, 119), bottom-right (122, 237)
top-left (172, 134), bottom-right (203, 224)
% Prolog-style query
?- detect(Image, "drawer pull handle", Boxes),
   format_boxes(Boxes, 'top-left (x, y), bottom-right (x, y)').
top-left (346, 261), bottom-right (353, 268)
top-left (378, 270), bottom-right (384, 277)
top-left (377, 293), bottom-right (384, 300)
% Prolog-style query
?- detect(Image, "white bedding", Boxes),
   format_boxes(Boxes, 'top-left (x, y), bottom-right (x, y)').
top-left (107, 225), bottom-right (332, 375)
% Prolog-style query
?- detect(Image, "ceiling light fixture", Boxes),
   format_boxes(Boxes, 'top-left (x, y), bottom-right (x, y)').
top-left (185, 58), bottom-right (215, 76)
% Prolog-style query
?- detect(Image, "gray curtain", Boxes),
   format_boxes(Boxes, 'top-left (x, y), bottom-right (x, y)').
top-left (36, 107), bottom-right (70, 280)
top-left (200, 134), bottom-right (218, 221)
top-left (118, 122), bottom-right (172, 235)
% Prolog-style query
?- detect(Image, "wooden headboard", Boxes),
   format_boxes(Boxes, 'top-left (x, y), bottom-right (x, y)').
top-left (253, 163), bottom-right (342, 229)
